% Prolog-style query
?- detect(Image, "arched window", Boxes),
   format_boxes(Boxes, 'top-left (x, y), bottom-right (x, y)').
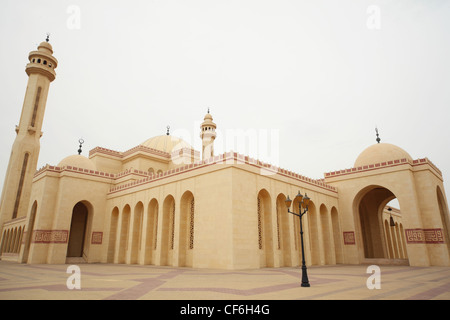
top-left (257, 189), bottom-right (274, 267)
top-left (30, 87), bottom-right (42, 128)
top-left (189, 198), bottom-right (195, 250)
top-left (12, 153), bottom-right (30, 219)
top-left (179, 191), bottom-right (195, 267)
top-left (161, 195), bottom-right (175, 266)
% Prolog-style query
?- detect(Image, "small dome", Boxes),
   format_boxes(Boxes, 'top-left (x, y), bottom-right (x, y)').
top-left (141, 135), bottom-right (192, 153)
top-left (354, 143), bottom-right (413, 167)
top-left (58, 155), bottom-right (96, 171)
top-left (38, 41), bottom-right (53, 54)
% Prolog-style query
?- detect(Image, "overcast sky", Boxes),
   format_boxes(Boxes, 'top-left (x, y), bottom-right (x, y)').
top-left (1, 0), bottom-right (449, 207)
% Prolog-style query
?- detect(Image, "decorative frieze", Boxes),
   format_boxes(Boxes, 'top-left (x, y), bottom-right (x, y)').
top-left (324, 157), bottom-right (442, 178)
top-left (33, 230), bottom-right (68, 243)
top-left (405, 228), bottom-right (445, 244)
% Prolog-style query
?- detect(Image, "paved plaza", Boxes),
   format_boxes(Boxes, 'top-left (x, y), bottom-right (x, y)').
top-left (0, 261), bottom-right (449, 300)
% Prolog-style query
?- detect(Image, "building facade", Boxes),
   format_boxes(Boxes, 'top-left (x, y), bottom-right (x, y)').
top-left (1, 42), bottom-right (449, 269)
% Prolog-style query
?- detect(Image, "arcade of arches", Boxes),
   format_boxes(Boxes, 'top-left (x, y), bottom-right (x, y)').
top-left (1, 145), bottom-right (450, 268)
top-left (1, 41), bottom-right (449, 269)
top-left (103, 188), bottom-right (342, 269)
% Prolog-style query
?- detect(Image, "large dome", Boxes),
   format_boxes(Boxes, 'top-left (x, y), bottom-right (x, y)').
top-left (141, 135), bottom-right (192, 153)
top-left (354, 143), bottom-right (413, 167)
top-left (58, 154), bottom-right (96, 170)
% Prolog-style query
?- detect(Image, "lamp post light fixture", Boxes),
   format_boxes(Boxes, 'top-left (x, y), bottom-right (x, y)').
top-left (388, 207), bottom-right (396, 227)
top-left (285, 190), bottom-right (311, 287)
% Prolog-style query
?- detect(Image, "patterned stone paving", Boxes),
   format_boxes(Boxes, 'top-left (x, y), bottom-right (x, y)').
top-left (0, 261), bottom-right (449, 300)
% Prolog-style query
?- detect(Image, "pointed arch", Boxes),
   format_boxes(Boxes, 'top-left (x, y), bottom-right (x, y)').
top-left (307, 201), bottom-right (320, 265)
top-left (331, 206), bottom-right (343, 264)
top-left (320, 204), bottom-right (333, 264)
top-left (118, 204), bottom-right (131, 264)
top-left (107, 206), bottom-right (119, 263)
top-left (257, 189), bottom-right (274, 267)
top-left (11, 228), bottom-right (17, 253)
top-left (130, 201), bottom-right (144, 264)
top-left (179, 190), bottom-right (195, 267)
top-left (144, 198), bottom-right (158, 264)
top-left (161, 195), bottom-right (175, 266)
top-left (5, 230), bottom-right (11, 253)
top-left (276, 193), bottom-right (291, 266)
top-left (354, 184), bottom-right (409, 264)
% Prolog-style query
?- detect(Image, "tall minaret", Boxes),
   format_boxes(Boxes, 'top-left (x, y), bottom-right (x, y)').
top-left (200, 109), bottom-right (217, 161)
top-left (0, 38), bottom-right (58, 226)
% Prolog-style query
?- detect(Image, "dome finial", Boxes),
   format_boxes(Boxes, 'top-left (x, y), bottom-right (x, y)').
top-left (375, 127), bottom-right (381, 144)
top-left (78, 138), bottom-right (84, 155)
top-left (166, 125), bottom-right (170, 136)
top-left (46, 32), bottom-right (50, 43)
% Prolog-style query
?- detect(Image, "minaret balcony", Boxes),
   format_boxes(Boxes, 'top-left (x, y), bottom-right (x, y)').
top-left (25, 63), bottom-right (56, 82)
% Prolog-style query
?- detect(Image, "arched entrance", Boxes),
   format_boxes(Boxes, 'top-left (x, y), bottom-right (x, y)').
top-left (356, 186), bottom-right (409, 264)
top-left (67, 202), bottom-right (90, 259)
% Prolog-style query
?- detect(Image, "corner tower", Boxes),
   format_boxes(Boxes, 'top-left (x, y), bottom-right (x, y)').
top-left (0, 38), bottom-right (58, 226)
top-left (200, 109), bottom-right (217, 161)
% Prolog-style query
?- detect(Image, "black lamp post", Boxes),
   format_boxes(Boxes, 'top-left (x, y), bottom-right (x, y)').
top-left (285, 190), bottom-right (311, 287)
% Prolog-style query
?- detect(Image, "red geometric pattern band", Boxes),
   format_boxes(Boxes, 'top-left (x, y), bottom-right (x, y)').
top-left (32, 230), bottom-right (104, 244)
top-left (32, 230), bottom-right (69, 243)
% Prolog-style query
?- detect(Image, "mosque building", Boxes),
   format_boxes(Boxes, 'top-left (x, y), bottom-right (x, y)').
top-left (0, 40), bottom-right (449, 269)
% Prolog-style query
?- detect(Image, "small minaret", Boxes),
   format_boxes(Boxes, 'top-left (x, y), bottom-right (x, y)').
top-left (0, 38), bottom-right (58, 226)
top-left (200, 109), bottom-right (217, 161)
